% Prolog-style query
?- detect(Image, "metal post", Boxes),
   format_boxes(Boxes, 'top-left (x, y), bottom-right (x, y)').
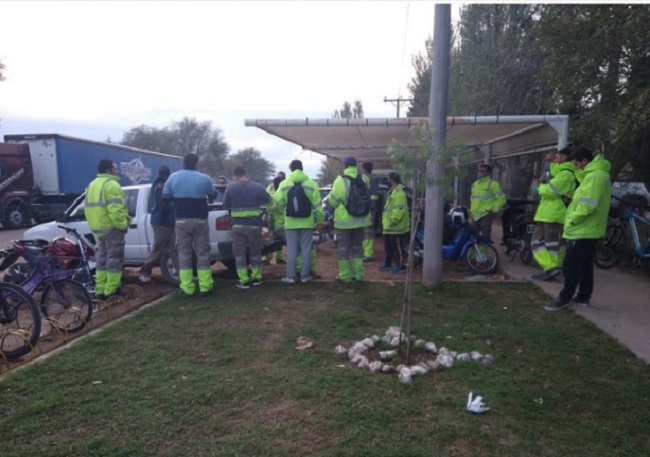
top-left (423, 4), bottom-right (451, 289)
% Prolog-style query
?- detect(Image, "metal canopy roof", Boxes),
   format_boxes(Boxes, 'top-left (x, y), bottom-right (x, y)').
top-left (245, 115), bottom-right (568, 173)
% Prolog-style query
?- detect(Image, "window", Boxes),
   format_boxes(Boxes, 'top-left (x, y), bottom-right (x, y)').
top-left (125, 189), bottom-right (139, 218)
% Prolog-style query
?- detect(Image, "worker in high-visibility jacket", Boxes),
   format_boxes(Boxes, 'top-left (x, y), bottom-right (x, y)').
top-left (378, 172), bottom-right (410, 274)
top-left (263, 171), bottom-right (286, 265)
top-left (469, 163), bottom-right (507, 241)
top-left (361, 161), bottom-right (380, 262)
top-left (326, 156), bottom-right (372, 284)
top-left (531, 147), bottom-right (577, 281)
top-left (223, 166), bottom-right (271, 289)
top-left (546, 147), bottom-right (611, 311)
top-left (85, 159), bottom-right (130, 299)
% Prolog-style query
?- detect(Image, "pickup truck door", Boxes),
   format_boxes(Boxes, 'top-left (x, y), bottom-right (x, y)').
top-left (123, 188), bottom-right (149, 261)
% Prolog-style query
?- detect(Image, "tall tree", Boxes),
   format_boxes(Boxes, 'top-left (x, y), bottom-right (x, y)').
top-left (537, 4), bottom-right (650, 182)
top-left (318, 100), bottom-right (363, 183)
top-left (121, 117), bottom-right (230, 179)
top-left (225, 147), bottom-right (275, 184)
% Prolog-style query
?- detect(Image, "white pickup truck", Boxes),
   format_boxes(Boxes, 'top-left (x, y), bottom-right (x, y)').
top-left (22, 183), bottom-right (282, 285)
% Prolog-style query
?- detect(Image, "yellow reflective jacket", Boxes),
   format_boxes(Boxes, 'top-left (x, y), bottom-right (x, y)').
top-left (470, 176), bottom-right (506, 221)
top-left (381, 185), bottom-right (410, 235)
top-left (534, 162), bottom-right (577, 224)
top-left (326, 167), bottom-right (372, 230)
top-left (563, 155), bottom-right (612, 240)
top-left (84, 173), bottom-right (129, 238)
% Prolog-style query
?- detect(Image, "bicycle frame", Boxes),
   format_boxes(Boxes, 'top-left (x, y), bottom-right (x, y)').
top-left (626, 209), bottom-right (650, 260)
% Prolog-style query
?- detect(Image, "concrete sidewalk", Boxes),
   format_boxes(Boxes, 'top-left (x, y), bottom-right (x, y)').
top-left (501, 256), bottom-right (650, 363)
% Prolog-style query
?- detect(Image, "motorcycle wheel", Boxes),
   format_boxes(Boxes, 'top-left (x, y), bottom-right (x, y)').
top-left (520, 232), bottom-right (533, 265)
top-left (464, 242), bottom-right (499, 274)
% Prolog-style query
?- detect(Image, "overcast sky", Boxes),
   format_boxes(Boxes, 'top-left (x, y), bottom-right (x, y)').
top-left (0, 1), bottom-right (447, 180)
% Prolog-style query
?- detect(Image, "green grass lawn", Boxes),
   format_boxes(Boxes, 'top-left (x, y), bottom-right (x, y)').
top-left (1, 281), bottom-right (649, 457)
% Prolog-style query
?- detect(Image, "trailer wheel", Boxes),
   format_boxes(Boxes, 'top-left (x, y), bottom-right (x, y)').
top-left (4, 204), bottom-right (29, 230)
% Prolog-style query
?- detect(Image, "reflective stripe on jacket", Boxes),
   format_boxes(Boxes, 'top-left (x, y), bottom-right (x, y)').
top-left (534, 162), bottom-right (577, 224)
top-left (326, 166), bottom-right (372, 230)
top-left (563, 154), bottom-right (612, 240)
top-left (470, 176), bottom-right (506, 221)
top-left (84, 173), bottom-right (129, 238)
top-left (274, 169), bottom-right (324, 230)
top-left (381, 185), bottom-right (410, 235)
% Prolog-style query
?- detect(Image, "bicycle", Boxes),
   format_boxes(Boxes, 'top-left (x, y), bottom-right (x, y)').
top-left (0, 282), bottom-right (41, 360)
top-left (595, 195), bottom-right (650, 269)
top-left (0, 227), bottom-right (94, 334)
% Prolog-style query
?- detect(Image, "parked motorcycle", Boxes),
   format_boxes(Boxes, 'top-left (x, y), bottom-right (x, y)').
top-left (410, 206), bottom-right (500, 274)
top-left (501, 199), bottom-right (537, 265)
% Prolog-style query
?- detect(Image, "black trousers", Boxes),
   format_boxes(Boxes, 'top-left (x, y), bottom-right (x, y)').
top-left (559, 238), bottom-right (599, 301)
top-left (384, 233), bottom-right (408, 267)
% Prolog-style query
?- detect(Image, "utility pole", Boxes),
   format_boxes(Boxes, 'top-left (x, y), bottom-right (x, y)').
top-left (423, 4), bottom-right (451, 289)
top-left (383, 96), bottom-right (414, 118)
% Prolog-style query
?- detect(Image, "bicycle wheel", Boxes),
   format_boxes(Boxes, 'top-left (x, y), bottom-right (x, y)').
top-left (595, 223), bottom-right (628, 269)
top-left (40, 279), bottom-right (92, 333)
top-left (0, 282), bottom-right (41, 360)
top-left (464, 242), bottom-right (499, 274)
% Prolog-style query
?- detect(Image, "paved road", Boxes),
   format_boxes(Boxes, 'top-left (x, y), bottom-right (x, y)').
top-left (501, 253), bottom-right (650, 363)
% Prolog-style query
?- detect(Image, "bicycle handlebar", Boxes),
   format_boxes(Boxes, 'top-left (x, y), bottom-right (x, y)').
top-left (57, 225), bottom-right (80, 237)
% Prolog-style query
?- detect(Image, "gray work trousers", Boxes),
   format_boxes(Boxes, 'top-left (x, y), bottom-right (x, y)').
top-left (474, 213), bottom-right (496, 241)
top-left (175, 219), bottom-right (211, 271)
top-left (285, 229), bottom-right (314, 279)
top-left (140, 225), bottom-right (179, 276)
top-left (95, 228), bottom-right (126, 274)
top-left (232, 225), bottom-right (263, 271)
top-left (336, 228), bottom-right (365, 261)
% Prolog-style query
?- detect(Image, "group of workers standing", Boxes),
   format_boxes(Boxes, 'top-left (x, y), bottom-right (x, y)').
top-left (83, 144), bottom-right (610, 313)
top-left (469, 144), bottom-right (612, 312)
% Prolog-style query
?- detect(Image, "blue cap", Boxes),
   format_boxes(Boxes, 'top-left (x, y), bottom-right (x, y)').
top-left (344, 156), bottom-right (357, 167)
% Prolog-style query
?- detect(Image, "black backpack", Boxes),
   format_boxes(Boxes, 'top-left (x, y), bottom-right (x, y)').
top-left (342, 174), bottom-right (371, 217)
top-left (286, 182), bottom-right (313, 218)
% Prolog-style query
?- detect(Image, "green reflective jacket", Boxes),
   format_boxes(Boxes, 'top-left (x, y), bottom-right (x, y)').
top-left (534, 162), bottom-right (577, 224)
top-left (274, 170), bottom-right (324, 230)
top-left (563, 155), bottom-right (612, 240)
top-left (470, 176), bottom-right (506, 221)
top-left (326, 167), bottom-right (372, 229)
top-left (84, 173), bottom-right (129, 238)
top-left (266, 183), bottom-right (285, 230)
top-left (381, 185), bottom-right (410, 235)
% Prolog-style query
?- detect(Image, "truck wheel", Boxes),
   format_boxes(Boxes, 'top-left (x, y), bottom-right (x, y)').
top-left (5, 205), bottom-right (28, 230)
top-left (159, 249), bottom-right (180, 286)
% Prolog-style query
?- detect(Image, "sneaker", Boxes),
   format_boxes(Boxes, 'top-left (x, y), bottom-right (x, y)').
top-left (363, 257), bottom-right (375, 263)
top-left (199, 289), bottom-right (214, 297)
top-left (94, 293), bottom-right (106, 301)
top-left (392, 266), bottom-right (406, 274)
top-left (546, 267), bottom-right (563, 280)
top-left (571, 297), bottom-right (591, 307)
top-left (301, 275), bottom-right (312, 283)
top-left (545, 297), bottom-right (570, 311)
top-left (281, 277), bottom-right (296, 284)
top-left (310, 271), bottom-right (322, 279)
top-left (138, 273), bottom-right (152, 283)
top-left (378, 263), bottom-right (392, 271)
top-left (352, 277), bottom-right (363, 283)
top-left (532, 270), bottom-right (557, 281)
top-left (276, 259), bottom-right (286, 265)
top-left (178, 289), bottom-right (195, 297)
top-left (251, 279), bottom-right (263, 286)
top-left (236, 282), bottom-right (251, 290)
top-left (335, 277), bottom-right (351, 284)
